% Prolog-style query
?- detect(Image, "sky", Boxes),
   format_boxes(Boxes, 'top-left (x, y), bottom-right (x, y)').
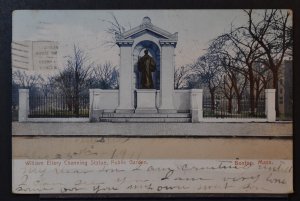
top-left (12, 10), bottom-right (292, 73)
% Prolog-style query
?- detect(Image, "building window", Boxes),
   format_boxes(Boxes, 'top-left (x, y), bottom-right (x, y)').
top-left (280, 79), bottom-right (283, 85)
top-left (279, 96), bottom-right (283, 104)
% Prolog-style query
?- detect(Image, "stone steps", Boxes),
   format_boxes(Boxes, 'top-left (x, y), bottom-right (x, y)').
top-left (99, 117), bottom-right (191, 123)
top-left (97, 113), bottom-right (191, 123)
top-left (100, 113), bottom-right (191, 118)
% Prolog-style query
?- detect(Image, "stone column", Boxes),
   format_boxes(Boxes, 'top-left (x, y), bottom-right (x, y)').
top-left (19, 89), bottom-right (29, 122)
top-left (265, 89), bottom-right (276, 122)
top-left (115, 40), bottom-right (134, 113)
top-left (190, 89), bottom-right (203, 123)
top-left (158, 40), bottom-right (177, 113)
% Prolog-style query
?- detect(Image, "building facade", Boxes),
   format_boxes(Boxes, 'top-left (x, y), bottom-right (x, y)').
top-left (278, 59), bottom-right (293, 117)
top-left (12, 41), bottom-right (59, 72)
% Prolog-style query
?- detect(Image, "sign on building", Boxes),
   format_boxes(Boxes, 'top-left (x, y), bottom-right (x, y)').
top-left (12, 41), bottom-right (59, 72)
top-left (32, 41), bottom-right (59, 71)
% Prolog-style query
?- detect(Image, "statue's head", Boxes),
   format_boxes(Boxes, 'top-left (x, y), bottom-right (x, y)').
top-left (144, 49), bottom-right (149, 55)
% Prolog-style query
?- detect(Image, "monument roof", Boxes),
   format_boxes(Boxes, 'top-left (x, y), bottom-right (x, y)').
top-left (116, 17), bottom-right (178, 41)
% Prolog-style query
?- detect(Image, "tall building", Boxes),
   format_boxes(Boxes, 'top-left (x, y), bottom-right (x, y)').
top-left (11, 41), bottom-right (31, 70)
top-left (278, 59), bottom-right (293, 117)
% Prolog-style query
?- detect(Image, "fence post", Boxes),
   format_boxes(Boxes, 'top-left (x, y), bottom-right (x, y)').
top-left (89, 89), bottom-right (94, 122)
top-left (18, 89), bottom-right (29, 122)
top-left (265, 89), bottom-right (276, 122)
top-left (190, 89), bottom-right (203, 123)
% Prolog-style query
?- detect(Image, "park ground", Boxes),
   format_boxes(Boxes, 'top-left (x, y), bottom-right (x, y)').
top-left (12, 121), bottom-right (292, 162)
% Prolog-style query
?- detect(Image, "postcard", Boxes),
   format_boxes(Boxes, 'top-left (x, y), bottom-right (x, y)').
top-left (12, 9), bottom-right (293, 194)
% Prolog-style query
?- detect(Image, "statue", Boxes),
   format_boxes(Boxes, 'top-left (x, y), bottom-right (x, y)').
top-left (138, 49), bottom-right (156, 89)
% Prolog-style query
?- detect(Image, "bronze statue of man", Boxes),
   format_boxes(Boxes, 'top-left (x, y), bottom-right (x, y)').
top-left (138, 49), bottom-right (156, 89)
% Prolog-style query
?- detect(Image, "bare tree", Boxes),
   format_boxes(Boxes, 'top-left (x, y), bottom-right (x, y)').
top-left (174, 65), bottom-right (191, 89)
top-left (101, 12), bottom-right (129, 48)
top-left (253, 63), bottom-right (273, 106)
top-left (209, 25), bottom-right (266, 115)
top-left (91, 61), bottom-right (119, 89)
top-left (12, 70), bottom-right (44, 108)
top-left (12, 70), bottom-right (45, 111)
top-left (221, 56), bottom-right (248, 113)
top-left (38, 76), bottom-right (57, 97)
top-left (12, 70), bottom-right (43, 89)
top-left (53, 45), bottom-right (93, 116)
top-left (191, 54), bottom-right (222, 111)
top-left (243, 9), bottom-right (292, 116)
top-left (220, 74), bottom-right (235, 113)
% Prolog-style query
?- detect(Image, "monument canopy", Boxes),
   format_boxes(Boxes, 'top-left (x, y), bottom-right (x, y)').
top-left (116, 17), bottom-right (178, 42)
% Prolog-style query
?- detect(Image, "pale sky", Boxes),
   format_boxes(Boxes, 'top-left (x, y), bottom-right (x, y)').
top-left (12, 10), bottom-right (292, 72)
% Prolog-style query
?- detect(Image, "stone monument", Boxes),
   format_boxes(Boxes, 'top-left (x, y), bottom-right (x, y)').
top-left (115, 16), bottom-right (178, 113)
top-left (89, 16), bottom-right (201, 122)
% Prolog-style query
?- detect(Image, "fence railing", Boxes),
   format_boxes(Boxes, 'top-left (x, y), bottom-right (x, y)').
top-left (28, 94), bottom-right (89, 118)
top-left (203, 94), bottom-right (266, 118)
top-left (18, 89), bottom-right (276, 122)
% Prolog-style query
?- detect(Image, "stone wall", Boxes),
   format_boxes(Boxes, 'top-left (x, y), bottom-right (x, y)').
top-left (90, 89), bottom-right (192, 115)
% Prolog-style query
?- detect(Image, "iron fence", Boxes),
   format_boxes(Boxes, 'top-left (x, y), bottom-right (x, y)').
top-left (29, 94), bottom-right (89, 118)
top-left (12, 87), bottom-right (19, 121)
top-left (203, 94), bottom-right (266, 118)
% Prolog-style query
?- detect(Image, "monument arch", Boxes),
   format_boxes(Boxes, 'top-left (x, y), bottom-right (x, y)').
top-left (90, 16), bottom-right (204, 122)
top-left (115, 16), bottom-right (178, 113)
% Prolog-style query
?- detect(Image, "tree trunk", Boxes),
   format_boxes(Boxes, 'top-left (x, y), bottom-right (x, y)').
top-left (74, 96), bottom-right (79, 117)
top-left (248, 72), bottom-right (255, 116)
top-left (228, 98), bottom-right (232, 114)
top-left (237, 96), bottom-right (241, 113)
top-left (67, 97), bottom-right (73, 112)
top-left (74, 71), bottom-right (80, 117)
top-left (210, 91), bottom-right (215, 112)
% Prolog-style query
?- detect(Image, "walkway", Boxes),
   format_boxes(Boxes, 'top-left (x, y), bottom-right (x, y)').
top-left (12, 122), bottom-right (292, 137)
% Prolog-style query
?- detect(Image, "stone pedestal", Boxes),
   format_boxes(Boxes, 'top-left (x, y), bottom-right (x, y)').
top-left (135, 89), bottom-right (158, 113)
top-left (19, 89), bottom-right (29, 122)
top-left (190, 89), bottom-right (203, 123)
top-left (265, 89), bottom-right (276, 122)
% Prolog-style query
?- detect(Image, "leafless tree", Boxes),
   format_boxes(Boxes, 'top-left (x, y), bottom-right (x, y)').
top-left (221, 56), bottom-right (248, 113)
top-left (243, 9), bottom-right (292, 116)
top-left (38, 77), bottom-right (57, 97)
top-left (191, 54), bottom-right (222, 111)
top-left (53, 45), bottom-right (93, 115)
top-left (101, 12), bottom-right (130, 48)
top-left (220, 74), bottom-right (235, 113)
top-left (12, 70), bottom-right (44, 108)
top-left (253, 63), bottom-right (273, 106)
top-left (209, 25), bottom-right (266, 114)
top-left (174, 65), bottom-right (191, 89)
top-left (91, 61), bottom-right (119, 89)
top-left (12, 70), bottom-right (43, 89)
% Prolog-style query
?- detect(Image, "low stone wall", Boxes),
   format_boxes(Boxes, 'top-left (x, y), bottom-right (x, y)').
top-left (173, 90), bottom-right (191, 112)
top-left (89, 89), bottom-right (192, 120)
top-left (89, 89), bottom-right (119, 121)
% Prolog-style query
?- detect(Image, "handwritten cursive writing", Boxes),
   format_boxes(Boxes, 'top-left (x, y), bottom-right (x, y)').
top-left (12, 159), bottom-right (293, 194)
